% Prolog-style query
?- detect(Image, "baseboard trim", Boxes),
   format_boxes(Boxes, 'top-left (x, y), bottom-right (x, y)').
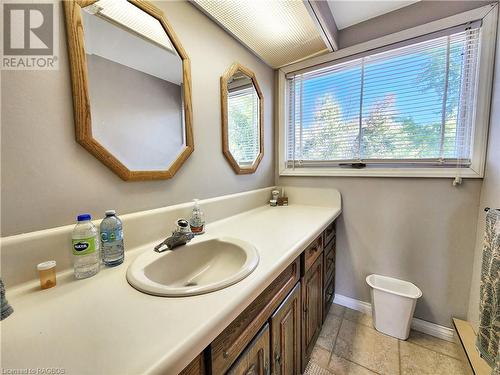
top-left (334, 294), bottom-right (372, 315)
top-left (333, 294), bottom-right (455, 342)
top-left (411, 317), bottom-right (455, 342)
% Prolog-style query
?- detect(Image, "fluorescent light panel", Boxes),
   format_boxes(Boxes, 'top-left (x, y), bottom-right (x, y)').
top-left (193, 0), bottom-right (328, 68)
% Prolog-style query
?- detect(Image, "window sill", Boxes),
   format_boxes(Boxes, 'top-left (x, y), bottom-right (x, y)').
top-left (279, 167), bottom-right (483, 178)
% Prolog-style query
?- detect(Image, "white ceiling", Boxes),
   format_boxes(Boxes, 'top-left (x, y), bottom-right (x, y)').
top-left (327, 0), bottom-right (421, 30)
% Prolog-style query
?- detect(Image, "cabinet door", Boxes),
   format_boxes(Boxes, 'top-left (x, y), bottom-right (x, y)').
top-left (301, 256), bottom-right (323, 372)
top-left (227, 323), bottom-right (270, 375)
top-left (270, 283), bottom-right (301, 375)
top-left (323, 273), bottom-right (335, 319)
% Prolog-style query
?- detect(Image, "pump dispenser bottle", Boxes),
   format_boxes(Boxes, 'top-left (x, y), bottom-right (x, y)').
top-left (189, 199), bottom-right (205, 235)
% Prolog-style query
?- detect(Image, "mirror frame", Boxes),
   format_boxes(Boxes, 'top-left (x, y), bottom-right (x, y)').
top-left (64, 0), bottom-right (194, 181)
top-left (220, 63), bottom-right (264, 175)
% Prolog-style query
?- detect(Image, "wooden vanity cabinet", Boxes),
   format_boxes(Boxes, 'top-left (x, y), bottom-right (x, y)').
top-left (301, 255), bottom-right (324, 372)
top-left (270, 283), bottom-right (301, 375)
top-left (227, 324), bottom-right (270, 375)
top-left (180, 219), bottom-right (337, 375)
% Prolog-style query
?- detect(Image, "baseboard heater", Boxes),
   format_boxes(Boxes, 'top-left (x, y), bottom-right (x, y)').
top-left (452, 318), bottom-right (492, 375)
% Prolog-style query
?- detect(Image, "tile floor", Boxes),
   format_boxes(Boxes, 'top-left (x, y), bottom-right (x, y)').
top-left (304, 304), bottom-right (466, 375)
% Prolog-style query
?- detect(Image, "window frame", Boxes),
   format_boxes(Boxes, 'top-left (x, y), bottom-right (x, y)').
top-left (277, 3), bottom-right (498, 178)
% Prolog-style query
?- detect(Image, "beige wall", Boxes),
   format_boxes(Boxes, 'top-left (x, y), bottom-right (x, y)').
top-left (0, 1), bottom-right (274, 236)
top-left (467, 16), bottom-right (500, 331)
top-left (278, 177), bottom-right (481, 327)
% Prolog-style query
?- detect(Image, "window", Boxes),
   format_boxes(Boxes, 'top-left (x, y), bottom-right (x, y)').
top-left (281, 5), bottom-right (497, 178)
top-left (228, 85), bottom-right (260, 165)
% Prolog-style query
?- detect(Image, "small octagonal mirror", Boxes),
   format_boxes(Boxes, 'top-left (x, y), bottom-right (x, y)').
top-left (221, 63), bottom-right (264, 174)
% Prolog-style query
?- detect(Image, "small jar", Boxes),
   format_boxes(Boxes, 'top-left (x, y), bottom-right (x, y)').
top-left (37, 261), bottom-right (56, 290)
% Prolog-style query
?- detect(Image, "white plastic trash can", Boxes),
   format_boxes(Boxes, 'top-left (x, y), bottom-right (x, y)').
top-left (366, 274), bottom-right (422, 340)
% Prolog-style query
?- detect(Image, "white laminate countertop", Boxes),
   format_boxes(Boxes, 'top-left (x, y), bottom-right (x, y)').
top-left (1, 204), bottom-right (341, 375)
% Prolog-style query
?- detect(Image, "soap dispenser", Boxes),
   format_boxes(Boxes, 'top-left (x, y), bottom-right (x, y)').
top-left (189, 199), bottom-right (205, 235)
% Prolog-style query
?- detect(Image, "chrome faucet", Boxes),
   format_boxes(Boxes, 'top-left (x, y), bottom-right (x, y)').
top-left (154, 219), bottom-right (194, 252)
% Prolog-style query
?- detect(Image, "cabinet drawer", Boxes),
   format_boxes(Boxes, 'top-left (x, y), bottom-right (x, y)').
top-left (227, 323), bottom-right (270, 375)
top-left (323, 221), bottom-right (336, 247)
top-left (302, 235), bottom-right (323, 274)
top-left (209, 258), bottom-right (300, 374)
top-left (323, 273), bottom-right (335, 319)
top-left (323, 238), bottom-right (335, 286)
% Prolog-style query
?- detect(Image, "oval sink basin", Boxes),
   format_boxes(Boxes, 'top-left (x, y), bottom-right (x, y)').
top-left (126, 236), bottom-right (259, 296)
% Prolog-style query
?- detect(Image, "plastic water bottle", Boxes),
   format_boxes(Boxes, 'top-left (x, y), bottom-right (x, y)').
top-left (100, 210), bottom-right (124, 267)
top-left (72, 214), bottom-right (100, 279)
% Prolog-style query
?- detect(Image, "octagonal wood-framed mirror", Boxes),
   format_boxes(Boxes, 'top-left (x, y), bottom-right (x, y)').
top-left (221, 63), bottom-right (264, 174)
top-left (64, 0), bottom-right (193, 181)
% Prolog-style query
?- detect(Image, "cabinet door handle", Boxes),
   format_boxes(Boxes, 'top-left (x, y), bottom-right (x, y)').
top-left (275, 351), bottom-right (281, 366)
top-left (245, 364), bottom-right (256, 375)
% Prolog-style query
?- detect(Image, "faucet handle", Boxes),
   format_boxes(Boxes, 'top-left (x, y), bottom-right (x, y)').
top-left (165, 232), bottom-right (194, 251)
top-left (154, 241), bottom-right (169, 253)
top-left (174, 218), bottom-right (191, 234)
top-left (154, 219), bottom-right (194, 253)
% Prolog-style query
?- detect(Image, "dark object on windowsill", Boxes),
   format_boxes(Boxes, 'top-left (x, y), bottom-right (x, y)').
top-left (1, 278), bottom-right (13, 321)
top-left (277, 197), bottom-right (288, 206)
top-left (339, 162), bottom-right (366, 169)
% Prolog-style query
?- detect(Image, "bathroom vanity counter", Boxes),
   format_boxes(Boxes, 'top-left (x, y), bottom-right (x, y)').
top-left (1, 194), bottom-right (341, 374)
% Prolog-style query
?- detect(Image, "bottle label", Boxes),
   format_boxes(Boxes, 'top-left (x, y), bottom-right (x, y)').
top-left (101, 229), bottom-right (123, 243)
top-left (72, 237), bottom-right (97, 256)
top-left (190, 225), bottom-right (204, 234)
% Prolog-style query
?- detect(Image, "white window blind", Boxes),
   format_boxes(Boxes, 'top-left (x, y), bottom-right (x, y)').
top-left (286, 23), bottom-right (481, 168)
top-left (228, 86), bottom-right (260, 165)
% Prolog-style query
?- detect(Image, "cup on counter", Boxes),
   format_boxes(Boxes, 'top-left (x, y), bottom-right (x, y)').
top-left (37, 261), bottom-right (57, 290)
